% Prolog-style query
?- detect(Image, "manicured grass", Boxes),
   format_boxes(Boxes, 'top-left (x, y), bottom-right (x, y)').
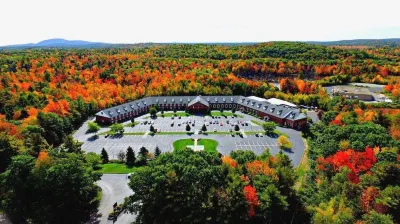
top-left (98, 132), bottom-right (145, 136)
top-left (157, 132), bottom-right (194, 135)
top-left (160, 112), bottom-right (193, 117)
top-left (250, 120), bottom-right (262, 126)
top-left (124, 122), bottom-right (139, 127)
top-left (173, 138), bottom-right (218, 154)
top-left (273, 129), bottom-right (289, 138)
top-left (210, 111), bottom-right (243, 118)
top-left (98, 163), bottom-right (138, 174)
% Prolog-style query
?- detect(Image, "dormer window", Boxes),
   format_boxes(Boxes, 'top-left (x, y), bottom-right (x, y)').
top-left (257, 104), bottom-right (261, 108)
top-left (241, 99), bottom-right (245, 103)
top-left (290, 113), bottom-right (296, 118)
top-left (117, 109), bottom-right (121, 113)
top-left (246, 100), bottom-right (250, 104)
top-left (180, 98), bottom-right (182, 102)
top-left (251, 102), bottom-right (255, 106)
top-left (215, 97), bottom-right (218, 102)
top-left (156, 99), bottom-right (159, 103)
top-left (164, 99), bottom-right (167, 102)
top-left (223, 98), bottom-right (226, 102)
top-left (231, 97), bottom-right (234, 102)
top-left (263, 106), bottom-right (268, 110)
top-left (270, 108), bottom-right (275, 112)
top-left (277, 110), bottom-right (282, 115)
top-left (172, 99), bottom-right (175, 102)
top-left (130, 105), bottom-right (134, 109)
top-left (123, 107), bottom-right (128, 111)
top-left (109, 111), bottom-right (113, 115)
top-left (207, 97), bottom-right (210, 102)
top-left (188, 98), bottom-right (190, 102)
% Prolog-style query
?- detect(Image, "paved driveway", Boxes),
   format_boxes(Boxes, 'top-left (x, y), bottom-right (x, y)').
top-left (95, 174), bottom-right (136, 224)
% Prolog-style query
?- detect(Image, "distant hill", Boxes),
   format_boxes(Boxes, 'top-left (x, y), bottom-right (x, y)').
top-left (307, 38), bottom-right (400, 47)
top-left (0, 38), bottom-right (113, 49)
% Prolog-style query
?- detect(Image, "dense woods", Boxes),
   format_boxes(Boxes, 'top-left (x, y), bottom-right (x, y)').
top-left (0, 42), bottom-right (399, 223)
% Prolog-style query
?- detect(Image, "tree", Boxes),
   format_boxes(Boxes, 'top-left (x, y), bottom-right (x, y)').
top-left (201, 124), bottom-right (207, 132)
top-left (186, 124), bottom-right (191, 132)
top-left (262, 121), bottom-right (277, 135)
top-left (117, 150), bottom-right (126, 163)
top-left (87, 121), bottom-right (100, 134)
top-left (124, 148), bottom-right (248, 223)
top-left (1, 153), bottom-right (101, 224)
top-left (150, 125), bottom-right (155, 133)
top-left (63, 135), bottom-right (83, 153)
top-left (37, 112), bottom-right (69, 146)
top-left (149, 107), bottom-right (157, 117)
top-left (131, 118), bottom-right (135, 126)
top-left (126, 146), bottom-right (136, 166)
top-left (0, 132), bottom-right (24, 172)
top-left (101, 148), bottom-right (109, 163)
top-left (277, 136), bottom-right (292, 150)
top-left (220, 108), bottom-right (224, 114)
top-left (234, 124), bottom-right (240, 131)
top-left (230, 150), bottom-right (256, 165)
top-left (109, 123), bottom-right (124, 135)
top-left (154, 146), bottom-right (161, 158)
top-left (137, 147), bottom-right (149, 166)
top-left (231, 108), bottom-right (236, 114)
top-left (85, 152), bottom-right (101, 168)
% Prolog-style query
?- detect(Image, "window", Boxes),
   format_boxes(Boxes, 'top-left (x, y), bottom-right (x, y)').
top-left (277, 110), bottom-right (282, 115)
top-left (117, 109), bottom-right (121, 113)
top-left (207, 97), bottom-right (210, 102)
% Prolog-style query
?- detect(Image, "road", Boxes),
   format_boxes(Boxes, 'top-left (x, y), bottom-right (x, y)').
top-left (95, 175), bottom-right (136, 224)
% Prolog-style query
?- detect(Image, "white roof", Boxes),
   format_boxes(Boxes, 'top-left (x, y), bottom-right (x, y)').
top-left (247, 96), bottom-right (268, 102)
top-left (266, 98), bottom-right (296, 107)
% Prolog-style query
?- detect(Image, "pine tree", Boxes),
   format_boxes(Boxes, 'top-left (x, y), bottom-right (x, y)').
top-left (201, 124), bottom-right (207, 132)
top-left (186, 124), bottom-right (191, 132)
top-left (126, 146), bottom-right (136, 166)
top-left (154, 146), bottom-right (161, 158)
top-left (101, 148), bottom-right (109, 164)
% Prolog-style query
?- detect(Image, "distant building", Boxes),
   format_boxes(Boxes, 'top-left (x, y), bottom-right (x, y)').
top-left (265, 98), bottom-right (297, 107)
top-left (95, 95), bottom-right (307, 129)
top-left (332, 86), bottom-right (374, 101)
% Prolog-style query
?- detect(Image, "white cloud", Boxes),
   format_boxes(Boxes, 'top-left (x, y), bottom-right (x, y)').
top-left (1, 0), bottom-right (399, 45)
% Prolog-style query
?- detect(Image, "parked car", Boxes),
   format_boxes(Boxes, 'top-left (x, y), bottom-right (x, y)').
top-left (259, 133), bottom-right (263, 137)
top-left (255, 133), bottom-right (259, 137)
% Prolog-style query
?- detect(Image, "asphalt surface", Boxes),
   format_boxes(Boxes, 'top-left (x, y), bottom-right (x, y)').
top-left (75, 112), bottom-right (305, 167)
top-left (73, 112), bottom-right (306, 224)
top-left (95, 175), bottom-right (136, 224)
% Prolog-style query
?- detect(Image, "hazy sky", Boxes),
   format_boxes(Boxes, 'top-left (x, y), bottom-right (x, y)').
top-left (1, 0), bottom-right (400, 45)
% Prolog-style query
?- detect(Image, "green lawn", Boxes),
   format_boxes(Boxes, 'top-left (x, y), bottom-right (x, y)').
top-left (160, 112), bottom-right (193, 117)
top-left (210, 111), bottom-right (243, 118)
top-left (98, 163), bottom-right (139, 174)
top-left (173, 138), bottom-right (218, 154)
top-left (124, 122), bottom-right (139, 127)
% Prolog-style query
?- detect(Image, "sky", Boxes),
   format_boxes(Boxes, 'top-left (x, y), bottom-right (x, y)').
top-left (1, 0), bottom-right (400, 45)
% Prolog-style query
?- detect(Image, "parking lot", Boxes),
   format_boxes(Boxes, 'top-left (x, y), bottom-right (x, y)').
top-left (75, 112), bottom-right (305, 167)
top-left (126, 114), bottom-right (264, 133)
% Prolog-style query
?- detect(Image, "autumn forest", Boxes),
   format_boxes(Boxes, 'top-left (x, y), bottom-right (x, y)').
top-left (0, 42), bottom-right (400, 224)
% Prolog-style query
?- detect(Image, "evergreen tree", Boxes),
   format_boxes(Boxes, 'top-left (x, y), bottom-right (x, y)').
top-left (101, 148), bottom-right (109, 163)
top-left (154, 146), bottom-right (161, 158)
top-left (201, 124), bottom-right (207, 132)
top-left (126, 146), bottom-right (136, 166)
top-left (186, 124), bottom-right (191, 132)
